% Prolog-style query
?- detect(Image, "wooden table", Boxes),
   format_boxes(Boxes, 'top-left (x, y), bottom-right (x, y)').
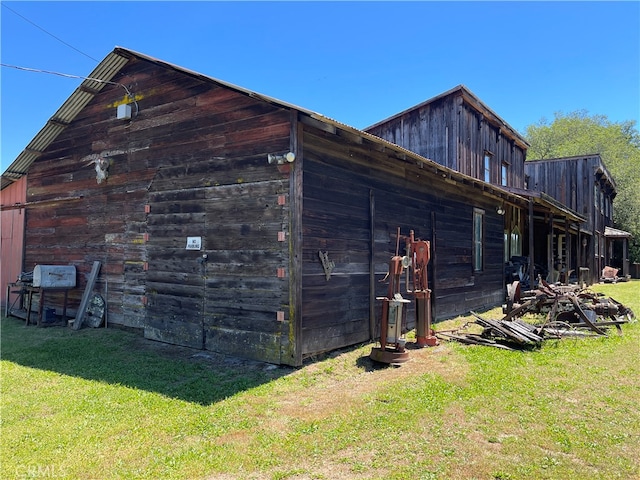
top-left (6, 282), bottom-right (70, 326)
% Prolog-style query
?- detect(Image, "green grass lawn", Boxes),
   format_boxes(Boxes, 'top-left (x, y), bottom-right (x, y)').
top-left (2, 281), bottom-right (639, 479)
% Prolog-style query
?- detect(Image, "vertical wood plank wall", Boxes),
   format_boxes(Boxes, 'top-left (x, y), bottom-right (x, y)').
top-left (366, 93), bottom-right (527, 189)
top-left (525, 155), bottom-right (616, 284)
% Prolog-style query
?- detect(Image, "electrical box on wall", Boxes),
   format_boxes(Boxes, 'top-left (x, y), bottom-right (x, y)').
top-left (117, 104), bottom-right (132, 120)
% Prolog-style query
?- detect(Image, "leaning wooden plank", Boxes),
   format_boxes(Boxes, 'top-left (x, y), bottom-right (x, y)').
top-left (513, 319), bottom-right (539, 332)
top-left (72, 261), bottom-right (101, 331)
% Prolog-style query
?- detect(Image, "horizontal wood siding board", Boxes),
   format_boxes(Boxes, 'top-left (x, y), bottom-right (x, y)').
top-left (300, 132), bottom-right (375, 355)
top-left (204, 297), bottom-right (287, 319)
top-left (203, 306), bottom-right (276, 324)
top-left (204, 327), bottom-right (281, 364)
top-left (301, 298), bottom-right (369, 329)
top-left (145, 318), bottom-right (203, 349)
top-left (302, 325), bottom-right (370, 355)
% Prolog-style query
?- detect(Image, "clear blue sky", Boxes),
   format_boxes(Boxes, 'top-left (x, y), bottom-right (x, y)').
top-left (2, 1), bottom-right (639, 172)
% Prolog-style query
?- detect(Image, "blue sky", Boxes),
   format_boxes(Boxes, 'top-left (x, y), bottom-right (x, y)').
top-left (1, 1), bottom-right (639, 172)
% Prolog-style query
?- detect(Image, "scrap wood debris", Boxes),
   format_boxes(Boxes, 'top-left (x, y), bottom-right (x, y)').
top-left (437, 279), bottom-right (635, 350)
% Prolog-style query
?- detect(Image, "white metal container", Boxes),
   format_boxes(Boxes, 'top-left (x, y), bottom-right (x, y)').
top-left (33, 265), bottom-right (77, 288)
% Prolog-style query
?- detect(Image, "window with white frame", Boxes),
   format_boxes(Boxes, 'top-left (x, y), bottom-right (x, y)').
top-left (473, 208), bottom-right (484, 272)
top-left (501, 162), bottom-right (508, 186)
top-left (484, 153), bottom-right (492, 183)
top-left (510, 225), bottom-right (522, 257)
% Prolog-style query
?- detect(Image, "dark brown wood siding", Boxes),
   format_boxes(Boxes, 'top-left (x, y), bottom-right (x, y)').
top-left (367, 93), bottom-right (527, 189)
top-left (525, 155), bottom-right (616, 284)
top-left (301, 123), bottom-right (506, 357)
top-left (24, 56), bottom-right (296, 364)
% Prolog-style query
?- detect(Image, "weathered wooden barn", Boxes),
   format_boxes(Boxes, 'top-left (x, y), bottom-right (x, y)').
top-left (2, 48), bottom-right (533, 365)
top-left (525, 154), bottom-right (627, 282)
top-left (365, 85), bottom-right (587, 287)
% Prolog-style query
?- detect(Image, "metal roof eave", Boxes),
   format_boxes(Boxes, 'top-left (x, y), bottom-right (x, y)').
top-left (1, 52), bottom-right (129, 189)
top-left (604, 226), bottom-right (632, 238)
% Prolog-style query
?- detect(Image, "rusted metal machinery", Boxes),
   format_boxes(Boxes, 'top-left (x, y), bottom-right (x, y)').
top-left (370, 229), bottom-right (437, 364)
top-left (406, 230), bottom-right (438, 348)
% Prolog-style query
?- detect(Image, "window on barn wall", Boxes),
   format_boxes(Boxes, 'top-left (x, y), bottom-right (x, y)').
top-left (504, 230), bottom-right (509, 262)
top-left (473, 208), bottom-right (484, 272)
top-left (510, 226), bottom-right (522, 257)
top-left (483, 152), bottom-right (492, 183)
top-left (501, 162), bottom-right (508, 186)
top-left (599, 187), bottom-right (604, 214)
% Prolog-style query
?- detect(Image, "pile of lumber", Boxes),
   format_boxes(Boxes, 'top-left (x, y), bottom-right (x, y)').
top-left (437, 280), bottom-right (635, 350)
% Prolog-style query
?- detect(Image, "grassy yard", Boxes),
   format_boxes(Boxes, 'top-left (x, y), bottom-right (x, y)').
top-left (1, 281), bottom-right (639, 479)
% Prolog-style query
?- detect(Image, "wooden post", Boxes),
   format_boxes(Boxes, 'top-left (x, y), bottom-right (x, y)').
top-left (528, 200), bottom-right (534, 286)
top-left (288, 113), bottom-right (303, 366)
top-left (369, 189), bottom-right (375, 341)
top-left (431, 211), bottom-right (437, 321)
top-left (547, 213), bottom-right (554, 282)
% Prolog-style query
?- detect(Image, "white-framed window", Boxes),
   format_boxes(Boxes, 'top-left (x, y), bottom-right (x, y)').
top-left (473, 208), bottom-right (484, 272)
top-left (484, 153), bottom-right (492, 183)
top-left (510, 226), bottom-right (522, 257)
top-left (501, 162), bottom-right (508, 186)
top-left (504, 230), bottom-right (509, 262)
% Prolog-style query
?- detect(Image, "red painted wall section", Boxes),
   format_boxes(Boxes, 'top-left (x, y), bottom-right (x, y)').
top-left (1, 176), bottom-right (27, 308)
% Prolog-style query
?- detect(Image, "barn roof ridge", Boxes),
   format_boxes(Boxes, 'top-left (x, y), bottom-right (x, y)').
top-left (2, 47), bottom-right (526, 208)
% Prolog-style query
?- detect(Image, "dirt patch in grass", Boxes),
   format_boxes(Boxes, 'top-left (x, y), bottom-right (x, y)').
top-left (269, 343), bottom-right (470, 426)
top-left (129, 330), bottom-right (470, 437)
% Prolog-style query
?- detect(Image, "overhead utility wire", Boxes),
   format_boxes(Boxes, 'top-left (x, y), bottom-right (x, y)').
top-left (2, 3), bottom-right (99, 63)
top-left (0, 63), bottom-right (134, 98)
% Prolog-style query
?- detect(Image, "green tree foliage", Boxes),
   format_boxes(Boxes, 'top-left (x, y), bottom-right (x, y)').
top-left (525, 111), bottom-right (640, 263)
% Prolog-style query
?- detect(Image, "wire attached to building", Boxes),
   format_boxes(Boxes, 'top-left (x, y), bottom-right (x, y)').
top-left (1, 63), bottom-right (140, 120)
top-left (1, 63), bottom-right (134, 97)
top-left (2, 3), bottom-right (99, 63)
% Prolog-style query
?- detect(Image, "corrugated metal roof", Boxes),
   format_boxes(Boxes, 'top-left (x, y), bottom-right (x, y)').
top-left (1, 51), bottom-right (129, 189)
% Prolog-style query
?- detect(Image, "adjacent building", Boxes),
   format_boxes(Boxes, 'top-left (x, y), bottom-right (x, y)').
top-left (525, 154), bottom-right (628, 282)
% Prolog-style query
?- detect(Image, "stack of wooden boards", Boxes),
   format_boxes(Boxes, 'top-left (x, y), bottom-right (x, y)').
top-left (437, 280), bottom-right (635, 350)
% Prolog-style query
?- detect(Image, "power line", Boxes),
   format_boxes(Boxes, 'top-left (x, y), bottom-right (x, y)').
top-left (0, 63), bottom-right (134, 98)
top-left (2, 3), bottom-right (99, 63)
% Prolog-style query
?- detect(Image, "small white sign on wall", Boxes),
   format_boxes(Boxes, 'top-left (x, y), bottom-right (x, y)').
top-left (186, 236), bottom-right (202, 250)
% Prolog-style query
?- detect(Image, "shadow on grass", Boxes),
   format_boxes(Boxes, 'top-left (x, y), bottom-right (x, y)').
top-left (1, 316), bottom-right (294, 406)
